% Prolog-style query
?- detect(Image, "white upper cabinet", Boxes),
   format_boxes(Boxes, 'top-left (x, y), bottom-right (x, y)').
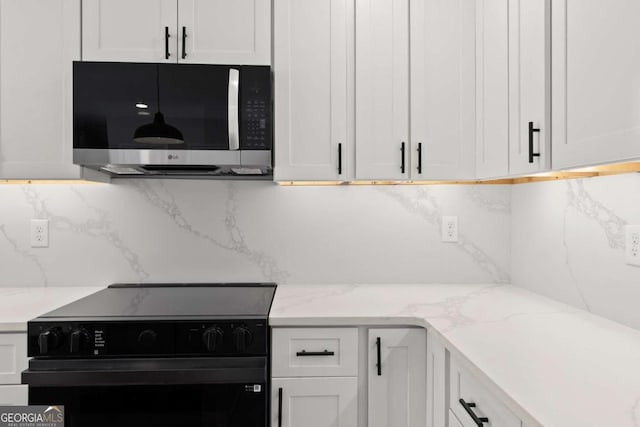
top-left (0, 0), bottom-right (85, 179)
top-left (410, 0), bottom-right (476, 180)
top-left (508, 0), bottom-right (550, 175)
top-left (273, 0), bottom-right (353, 181)
top-left (368, 328), bottom-right (426, 427)
top-left (476, 0), bottom-right (550, 179)
top-left (475, 0), bottom-right (509, 179)
top-left (552, 0), bottom-right (640, 169)
top-left (355, 0), bottom-right (410, 180)
top-left (82, 0), bottom-right (270, 65)
top-left (177, 0), bottom-right (270, 65)
top-left (82, 0), bottom-right (177, 63)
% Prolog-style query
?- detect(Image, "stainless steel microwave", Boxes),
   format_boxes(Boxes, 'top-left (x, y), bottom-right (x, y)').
top-left (73, 62), bottom-right (272, 179)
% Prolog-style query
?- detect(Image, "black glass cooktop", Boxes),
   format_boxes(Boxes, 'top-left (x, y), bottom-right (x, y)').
top-left (38, 283), bottom-right (277, 319)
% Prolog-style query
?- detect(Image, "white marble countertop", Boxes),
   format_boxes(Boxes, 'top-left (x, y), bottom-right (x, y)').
top-left (270, 284), bottom-right (640, 427)
top-left (0, 287), bottom-right (103, 332)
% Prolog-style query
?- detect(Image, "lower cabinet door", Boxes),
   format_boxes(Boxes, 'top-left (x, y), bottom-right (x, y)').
top-left (449, 410), bottom-right (465, 427)
top-left (272, 377), bottom-right (357, 427)
top-left (0, 385), bottom-right (28, 405)
top-left (368, 329), bottom-right (426, 427)
top-left (450, 358), bottom-right (521, 427)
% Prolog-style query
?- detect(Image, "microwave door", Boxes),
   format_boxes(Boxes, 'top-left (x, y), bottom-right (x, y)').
top-left (159, 64), bottom-right (231, 151)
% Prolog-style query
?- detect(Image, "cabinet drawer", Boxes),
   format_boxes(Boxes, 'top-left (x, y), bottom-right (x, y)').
top-left (0, 385), bottom-right (28, 405)
top-left (450, 358), bottom-right (521, 427)
top-left (0, 333), bottom-right (27, 385)
top-left (272, 328), bottom-right (358, 377)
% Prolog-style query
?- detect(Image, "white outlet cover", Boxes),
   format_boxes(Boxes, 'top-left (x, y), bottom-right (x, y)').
top-left (30, 219), bottom-right (49, 248)
top-left (625, 225), bottom-right (640, 267)
top-left (442, 216), bottom-right (458, 243)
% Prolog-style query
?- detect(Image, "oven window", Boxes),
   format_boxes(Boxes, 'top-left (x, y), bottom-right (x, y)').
top-left (29, 383), bottom-right (266, 427)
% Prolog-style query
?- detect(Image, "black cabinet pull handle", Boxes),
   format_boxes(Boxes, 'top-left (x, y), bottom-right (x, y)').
top-left (401, 142), bottom-right (406, 174)
top-left (278, 387), bottom-right (283, 427)
top-left (338, 143), bottom-right (343, 175)
top-left (417, 142), bottom-right (423, 174)
top-left (376, 337), bottom-right (382, 376)
top-left (164, 27), bottom-right (170, 60)
top-left (459, 399), bottom-right (489, 427)
top-left (296, 350), bottom-right (335, 357)
top-left (182, 26), bottom-right (187, 59)
top-left (528, 121), bottom-right (541, 163)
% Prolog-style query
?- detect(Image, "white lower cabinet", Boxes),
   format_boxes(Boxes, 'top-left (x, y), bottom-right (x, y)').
top-left (449, 410), bottom-right (465, 427)
top-left (272, 377), bottom-right (358, 427)
top-left (368, 329), bottom-right (426, 427)
top-left (426, 331), bottom-right (446, 427)
top-left (0, 333), bottom-right (28, 406)
top-left (0, 385), bottom-right (28, 405)
top-left (450, 357), bottom-right (522, 427)
top-left (0, 333), bottom-right (27, 385)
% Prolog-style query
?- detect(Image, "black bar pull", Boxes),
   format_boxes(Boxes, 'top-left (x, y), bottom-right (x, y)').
top-left (401, 142), bottom-right (406, 174)
top-left (164, 27), bottom-right (170, 60)
top-left (417, 142), bottom-right (423, 174)
top-left (278, 387), bottom-right (283, 427)
top-left (459, 399), bottom-right (489, 427)
top-left (376, 337), bottom-right (382, 376)
top-left (296, 350), bottom-right (335, 357)
top-left (338, 143), bottom-right (343, 175)
top-left (528, 121), bottom-right (541, 163)
top-left (182, 26), bottom-right (187, 59)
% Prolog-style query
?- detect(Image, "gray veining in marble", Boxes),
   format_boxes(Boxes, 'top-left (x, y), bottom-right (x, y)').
top-left (0, 224), bottom-right (48, 286)
top-left (566, 180), bottom-right (627, 249)
top-left (379, 186), bottom-right (510, 284)
top-left (21, 186), bottom-right (150, 280)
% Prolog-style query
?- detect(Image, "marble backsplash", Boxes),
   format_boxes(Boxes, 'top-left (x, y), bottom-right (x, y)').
top-left (0, 181), bottom-right (511, 288)
top-left (511, 173), bottom-right (640, 330)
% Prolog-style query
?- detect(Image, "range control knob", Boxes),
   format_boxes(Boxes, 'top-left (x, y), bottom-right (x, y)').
top-left (38, 327), bottom-right (64, 355)
top-left (137, 329), bottom-right (158, 348)
top-left (202, 326), bottom-right (224, 352)
top-left (69, 328), bottom-right (91, 354)
top-left (232, 326), bottom-right (253, 352)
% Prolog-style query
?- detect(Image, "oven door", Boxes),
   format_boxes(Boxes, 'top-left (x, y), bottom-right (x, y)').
top-left (23, 357), bottom-right (267, 427)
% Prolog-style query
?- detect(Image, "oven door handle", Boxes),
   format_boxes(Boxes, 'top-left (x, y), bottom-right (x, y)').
top-left (22, 357), bottom-right (266, 387)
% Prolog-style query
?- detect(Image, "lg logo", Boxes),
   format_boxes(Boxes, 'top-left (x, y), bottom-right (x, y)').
top-left (168, 154), bottom-right (179, 160)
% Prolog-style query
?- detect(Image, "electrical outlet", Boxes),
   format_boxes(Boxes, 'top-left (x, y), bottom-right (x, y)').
top-left (442, 216), bottom-right (458, 243)
top-left (626, 225), bottom-right (640, 267)
top-left (30, 219), bottom-right (49, 248)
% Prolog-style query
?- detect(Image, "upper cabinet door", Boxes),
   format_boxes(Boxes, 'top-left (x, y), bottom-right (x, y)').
top-left (273, 0), bottom-right (353, 181)
top-left (509, 0), bottom-right (550, 175)
top-left (410, 0), bottom-right (476, 180)
top-left (355, 0), bottom-right (410, 180)
top-left (475, 0), bottom-right (509, 179)
top-left (0, 0), bottom-right (83, 179)
top-left (552, 0), bottom-right (640, 169)
top-left (178, 0), bottom-right (271, 65)
top-left (82, 0), bottom-right (177, 63)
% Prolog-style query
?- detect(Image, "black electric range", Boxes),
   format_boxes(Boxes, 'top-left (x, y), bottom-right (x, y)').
top-left (22, 283), bottom-right (277, 427)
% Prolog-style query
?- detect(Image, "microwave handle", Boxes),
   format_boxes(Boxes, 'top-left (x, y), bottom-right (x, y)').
top-left (228, 68), bottom-right (240, 151)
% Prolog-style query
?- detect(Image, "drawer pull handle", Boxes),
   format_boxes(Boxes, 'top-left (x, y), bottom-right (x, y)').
top-left (376, 337), bottom-right (382, 376)
top-left (459, 399), bottom-right (489, 427)
top-left (296, 350), bottom-right (335, 357)
top-left (278, 387), bottom-right (283, 427)
top-left (401, 142), bottom-right (406, 174)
